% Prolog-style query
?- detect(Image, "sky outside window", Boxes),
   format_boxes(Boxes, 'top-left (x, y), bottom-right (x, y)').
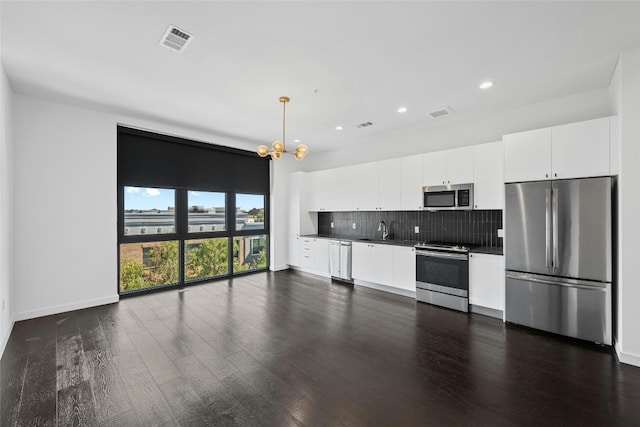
top-left (125, 186), bottom-right (175, 211)
top-left (188, 191), bottom-right (225, 209)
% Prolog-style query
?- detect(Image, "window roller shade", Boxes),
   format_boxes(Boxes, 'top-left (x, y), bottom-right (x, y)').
top-left (118, 126), bottom-right (269, 193)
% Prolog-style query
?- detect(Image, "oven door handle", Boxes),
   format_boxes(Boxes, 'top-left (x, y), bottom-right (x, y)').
top-left (415, 250), bottom-right (468, 260)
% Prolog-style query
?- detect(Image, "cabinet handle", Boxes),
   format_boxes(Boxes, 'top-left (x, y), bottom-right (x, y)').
top-left (475, 204), bottom-right (477, 208)
top-left (545, 174), bottom-right (548, 178)
top-left (470, 254), bottom-right (473, 258)
top-left (554, 173), bottom-right (557, 177)
top-left (442, 180), bottom-right (445, 184)
top-left (448, 180), bottom-right (450, 184)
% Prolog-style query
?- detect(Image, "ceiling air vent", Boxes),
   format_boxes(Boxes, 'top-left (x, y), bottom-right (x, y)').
top-left (428, 106), bottom-right (455, 119)
top-left (357, 121), bottom-right (374, 128)
top-left (159, 25), bottom-right (193, 53)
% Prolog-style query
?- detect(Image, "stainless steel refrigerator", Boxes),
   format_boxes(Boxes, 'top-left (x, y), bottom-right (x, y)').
top-left (505, 177), bottom-right (613, 345)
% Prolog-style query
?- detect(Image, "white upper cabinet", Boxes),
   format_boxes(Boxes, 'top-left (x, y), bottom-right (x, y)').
top-left (357, 162), bottom-right (380, 211)
top-left (446, 146), bottom-right (474, 184)
top-left (400, 154), bottom-right (424, 210)
top-left (504, 116), bottom-right (612, 183)
top-left (473, 141), bottom-right (504, 210)
top-left (503, 127), bottom-right (552, 183)
top-left (336, 166), bottom-right (358, 211)
top-left (423, 146), bottom-right (474, 186)
top-left (422, 150), bottom-right (447, 185)
top-left (308, 169), bottom-right (339, 211)
top-left (551, 117), bottom-right (610, 180)
top-left (378, 158), bottom-right (402, 210)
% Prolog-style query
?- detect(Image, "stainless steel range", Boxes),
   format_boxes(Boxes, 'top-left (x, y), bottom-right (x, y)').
top-left (415, 243), bottom-right (470, 312)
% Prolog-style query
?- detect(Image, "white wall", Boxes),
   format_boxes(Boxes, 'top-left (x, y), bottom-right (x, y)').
top-left (13, 94), bottom-right (118, 319)
top-left (610, 48), bottom-right (640, 367)
top-left (12, 92), bottom-right (261, 321)
top-left (0, 62), bottom-right (14, 354)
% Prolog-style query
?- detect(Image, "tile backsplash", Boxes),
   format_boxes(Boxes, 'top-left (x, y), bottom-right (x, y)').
top-left (318, 210), bottom-right (502, 247)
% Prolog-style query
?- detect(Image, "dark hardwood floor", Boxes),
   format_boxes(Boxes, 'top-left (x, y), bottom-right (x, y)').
top-left (2, 270), bottom-right (640, 426)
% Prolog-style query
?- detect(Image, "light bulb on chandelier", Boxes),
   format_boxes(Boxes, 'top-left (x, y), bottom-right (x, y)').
top-left (257, 96), bottom-right (308, 161)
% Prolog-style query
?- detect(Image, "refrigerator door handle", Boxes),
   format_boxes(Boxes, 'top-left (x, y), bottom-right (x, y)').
top-left (545, 188), bottom-right (552, 268)
top-left (552, 187), bottom-right (559, 269)
top-left (506, 272), bottom-right (609, 290)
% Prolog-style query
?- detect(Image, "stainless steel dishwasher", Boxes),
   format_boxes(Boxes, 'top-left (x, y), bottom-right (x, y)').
top-left (329, 240), bottom-right (353, 283)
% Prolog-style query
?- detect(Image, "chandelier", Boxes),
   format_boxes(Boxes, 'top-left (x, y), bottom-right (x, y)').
top-left (257, 96), bottom-right (308, 161)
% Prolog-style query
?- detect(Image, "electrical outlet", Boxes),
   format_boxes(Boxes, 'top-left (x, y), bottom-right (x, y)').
top-left (331, 222), bottom-right (334, 228)
top-left (414, 226), bottom-right (419, 234)
top-left (352, 223), bottom-right (356, 229)
top-left (497, 228), bottom-right (504, 238)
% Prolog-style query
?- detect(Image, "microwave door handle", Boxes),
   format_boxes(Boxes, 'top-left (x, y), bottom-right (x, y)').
top-left (545, 188), bottom-right (551, 268)
top-left (552, 187), bottom-right (559, 269)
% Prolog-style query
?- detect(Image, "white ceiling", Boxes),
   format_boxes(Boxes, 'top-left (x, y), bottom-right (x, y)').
top-left (1, 1), bottom-right (639, 153)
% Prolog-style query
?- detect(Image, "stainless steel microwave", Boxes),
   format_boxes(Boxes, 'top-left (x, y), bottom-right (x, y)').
top-left (423, 183), bottom-right (474, 210)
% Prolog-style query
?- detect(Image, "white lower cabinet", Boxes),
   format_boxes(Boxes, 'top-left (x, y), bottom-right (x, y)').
top-left (352, 242), bottom-right (393, 286)
top-left (313, 239), bottom-right (330, 274)
top-left (289, 236), bottom-right (300, 267)
top-left (392, 246), bottom-right (416, 291)
top-left (353, 243), bottom-right (414, 291)
top-left (469, 253), bottom-right (504, 313)
top-left (298, 238), bottom-right (330, 275)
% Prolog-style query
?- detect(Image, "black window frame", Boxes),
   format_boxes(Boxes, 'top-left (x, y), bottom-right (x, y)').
top-left (117, 126), bottom-right (270, 296)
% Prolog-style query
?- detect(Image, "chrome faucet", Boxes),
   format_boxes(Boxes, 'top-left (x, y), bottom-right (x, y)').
top-left (378, 220), bottom-right (389, 241)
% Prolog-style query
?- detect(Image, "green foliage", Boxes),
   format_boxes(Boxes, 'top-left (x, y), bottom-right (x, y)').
top-left (120, 236), bottom-right (268, 292)
top-left (186, 238), bottom-right (228, 279)
top-left (148, 241), bottom-right (179, 285)
top-left (119, 259), bottom-right (148, 292)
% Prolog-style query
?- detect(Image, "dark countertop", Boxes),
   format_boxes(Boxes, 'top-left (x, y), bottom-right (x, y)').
top-left (300, 234), bottom-right (419, 247)
top-left (301, 234), bottom-right (504, 254)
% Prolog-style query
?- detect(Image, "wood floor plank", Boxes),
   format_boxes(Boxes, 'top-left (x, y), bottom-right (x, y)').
top-left (3, 270), bottom-right (640, 426)
top-left (129, 329), bottom-right (181, 385)
top-left (58, 380), bottom-right (97, 426)
top-left (16, 318), bottom-right (57, 426)
top-left (158, 375), bottom-right (218, 426)
top-left (110, 330), bottom-right (176, 425)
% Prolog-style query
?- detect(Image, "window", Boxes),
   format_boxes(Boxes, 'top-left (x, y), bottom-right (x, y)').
top-left (118, 127), bottom-right (270, 295)
top-left (184, 237), bottom-right (229, 281)
top-left (235, 193), bottom-right (265, 231)
top-left (188, 191), bottom-right (226, 233)
top-left (124, 187), bottom-right (175, 236)
top-left (119, 241), bottom-right (179, 293)
top-left (233, 235), bottom-right (267, 273)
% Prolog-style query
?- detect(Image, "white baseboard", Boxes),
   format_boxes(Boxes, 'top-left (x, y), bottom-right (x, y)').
top-left (615, 340), bottom-right (640, 367)
top-left (14, 295), bottom-right (119, 322)
top-left (289, 265), bottom-right (331, 279)
top-left (0, 319), bottom-right (14, 359)
top-left (270, 265), bottom-right (290, 272)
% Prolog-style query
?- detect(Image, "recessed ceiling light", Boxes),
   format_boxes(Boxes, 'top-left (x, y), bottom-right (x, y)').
top-left (397, 107), bottom-right (408, 113)
top-left (479, 81), bottom-right (494, 89)
top-left (335, 126), bottom-right (343, 131)
top-left (294, 139), bottom-right (301, 143)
